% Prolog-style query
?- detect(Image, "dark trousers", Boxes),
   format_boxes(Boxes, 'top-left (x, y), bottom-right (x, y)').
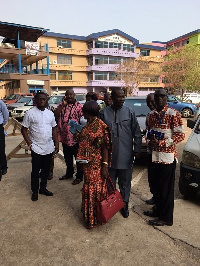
top-left (109, 168), bottom-right (132, 203)
top-left (147, 154), bottom-right (155, 197)
top-left (0, 124), bottom-right (7, 170)
top-left (62, 143), bottom-right (83, 180)
top-left (152, 160), bottom-right (176, 224)
top-left (31, 150), bottom-right (53, 193)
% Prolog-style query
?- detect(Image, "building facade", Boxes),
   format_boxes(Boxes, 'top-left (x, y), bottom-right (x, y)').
top-left (0, 21), bottom-right (50, 98)
top-left (39, 29), bottom-right (165, 96)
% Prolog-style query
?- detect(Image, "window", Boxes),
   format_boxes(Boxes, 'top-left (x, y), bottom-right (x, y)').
top-left (87, 41), bottom-right (93, 49)
top-left (109, 57), bottom-right (121, 64)
top-left (109, 43), bottom-right (122, 49)
top-left (88, 57), bottom-right (93, 66)
top-left (50, 70), bottom-right (56, 80)
top-left (88, 72), bottom-right (93, 81)
top-left (57, 55), bottom-right (72, 64)
top-left (140, 77), bottom-right (149, 82)
top-left (57, 39), bottom-right (72, 48)
top-left (123, 44), bottom-right (134, 52)
top-left (174, 42), bottom-right (180, 48)
top-left (182, 39), bottom-right (189, 46)
top-left (95, 41), bottom-right (108, 48)
top-left (140, 49), bottom-right (150, 56)
top-left (95, 56), bottom-right (108, 65)
top-left (150, 76), bottom-right (159, 83)
top-left (109, 72), bottom-right (118, 80)
top-left (58, 71), bottom-right (72, 80)
top-left (95, 72), bottom-right (107, 80)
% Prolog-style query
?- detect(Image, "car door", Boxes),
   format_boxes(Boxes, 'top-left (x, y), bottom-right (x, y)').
top-left (167, 96), bottom-right (182, 112)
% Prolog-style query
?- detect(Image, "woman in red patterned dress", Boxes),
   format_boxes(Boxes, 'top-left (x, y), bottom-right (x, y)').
top-left (77, 101), bottom-right (111, 229)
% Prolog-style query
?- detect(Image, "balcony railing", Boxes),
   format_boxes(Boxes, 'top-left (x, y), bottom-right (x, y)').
top-left (0, 64), bottom-right (48, 75)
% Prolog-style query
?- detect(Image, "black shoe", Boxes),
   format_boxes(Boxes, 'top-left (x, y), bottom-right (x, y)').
top-left (145, 197), bottom-right (155, 205)
top-left (59, 174), bottom-right (73, 180)
top-left (31, 193), bottom-right (38, 201)
top-left (148, 218), bottom-right (173, 226)
top-left (39, 189), bottom-right (53, 196)
top-left (143, 210), bottom-right (159, 217)
top-left (121, 203), bottom-right (129, 218)
top-left (1, 169), bottom-right (7, 175)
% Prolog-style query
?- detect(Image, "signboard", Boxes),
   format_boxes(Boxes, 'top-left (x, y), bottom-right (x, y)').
top-left (98, 34), bottom-right (132, 44)
top-left (27, 80), bottom-right (45, 85)
top-left (25, 41), bottom-right (40, 56)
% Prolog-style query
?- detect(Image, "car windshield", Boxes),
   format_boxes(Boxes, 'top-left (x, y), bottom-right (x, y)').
top-left (25, 99), bottom-right (33, 106)
top-left (167, 96), bottom-right (181, 102)
top-left (48, 96), bottom-right (63, 105)
top-left (124, 98), bottom-right (149, 117)
top-left (5, 94), bottom-right (19, 100)
top-left (16, 97), bottom-right (32, 103)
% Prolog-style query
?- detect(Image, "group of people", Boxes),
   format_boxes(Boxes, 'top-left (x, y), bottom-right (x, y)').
top-left (0, 87), bottom-right (185, 229)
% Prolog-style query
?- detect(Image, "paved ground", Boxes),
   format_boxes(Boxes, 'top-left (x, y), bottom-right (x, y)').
top-left (0, 119), bottom-right (199, 265)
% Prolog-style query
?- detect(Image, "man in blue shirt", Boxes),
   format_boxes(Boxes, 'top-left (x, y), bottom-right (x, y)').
top-left (0, 100), bottom-right (9, 176)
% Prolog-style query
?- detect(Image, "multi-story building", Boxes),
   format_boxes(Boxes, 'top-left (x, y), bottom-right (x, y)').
top-left (135, 42), bottom-right (165, 95)
top-left (39, 29), bottom-right (165, 96)
top-left (166, 29), bottom-right (200, 49)
top-left (0, 21), bottom-right (50, 98)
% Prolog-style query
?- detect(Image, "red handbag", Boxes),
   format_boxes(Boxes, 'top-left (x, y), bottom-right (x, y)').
top-left (97, 176), bottom-right (124, 223)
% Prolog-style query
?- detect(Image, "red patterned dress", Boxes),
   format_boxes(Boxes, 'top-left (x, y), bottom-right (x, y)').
top-left (77, 118), bottom-right (112, 228)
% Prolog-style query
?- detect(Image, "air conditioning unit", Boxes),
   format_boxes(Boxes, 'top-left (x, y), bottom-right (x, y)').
top-left (53, 60), bottom-right (57, 64)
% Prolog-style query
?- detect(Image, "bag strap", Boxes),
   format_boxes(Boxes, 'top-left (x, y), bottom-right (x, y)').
top-left (99, 176), bottom-right (116, 201)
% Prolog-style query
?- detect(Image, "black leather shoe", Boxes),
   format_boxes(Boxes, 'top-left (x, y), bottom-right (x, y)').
top-left (148, 219), bottom-right (173, 226)
top-left (145, 197), bottom-right (155, 205)
top-left (121, 203), bottom-right (129, 218)
top-left (143, 210), bottom-right (159, 217)
top-left (1, 169), bottom-right (7, 175)
top-left (39, 189), bottom-right (53, 196)
top-left (31, 193), bottom-right (38, 201)
top-left (59, 174), bottom-right (73, 180)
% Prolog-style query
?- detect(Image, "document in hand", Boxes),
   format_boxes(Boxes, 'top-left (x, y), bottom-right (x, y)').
top-left (68, 120), bottom-right (83, 134)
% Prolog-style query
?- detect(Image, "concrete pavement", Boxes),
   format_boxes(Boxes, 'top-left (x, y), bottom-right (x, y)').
top-left (0, 126), bottom-right (199, 265)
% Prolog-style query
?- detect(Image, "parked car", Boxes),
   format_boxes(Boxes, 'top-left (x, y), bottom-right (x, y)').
top-left (3, 93), bottom-right (33, 105)
top-left (183, 92), bottom-right (200, 104)
top-left (48, 95), bottom-right (64, 110)
top-left (11, 99), bottom-right (34, 120)
top-left (179, 117), bottom-right (200, 197)
top-left (7, 96), bottom-right (33, 116)
top-left (167, 95), bottom-right (197, 118)
top-left (124, 97), bottom-right (149, 154)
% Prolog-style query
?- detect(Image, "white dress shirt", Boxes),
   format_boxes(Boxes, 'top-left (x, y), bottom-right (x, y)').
top-left (22, 107), bottom-right (57, 155)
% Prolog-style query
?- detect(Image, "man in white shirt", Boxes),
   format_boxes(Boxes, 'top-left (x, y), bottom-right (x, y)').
top-left (21, 92), bottom-right (59, 201)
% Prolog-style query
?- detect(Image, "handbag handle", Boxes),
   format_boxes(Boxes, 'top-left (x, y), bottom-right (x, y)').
top-left (99, 176), bottom-right (116, 201)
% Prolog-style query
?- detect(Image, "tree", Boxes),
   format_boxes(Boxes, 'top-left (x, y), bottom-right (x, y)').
top-left (162, 44), bottom-right (200, 95)
top-left (115, 57), bottom-right (162, 96)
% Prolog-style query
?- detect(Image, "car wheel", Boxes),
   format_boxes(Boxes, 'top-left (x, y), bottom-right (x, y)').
top-left (179, 179), bottom-right (197, 198)
top-left (181, 108), bottom-right (193, 118)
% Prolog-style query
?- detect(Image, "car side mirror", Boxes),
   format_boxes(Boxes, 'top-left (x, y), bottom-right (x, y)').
top-left (187, 118), bottom-right (196, 129)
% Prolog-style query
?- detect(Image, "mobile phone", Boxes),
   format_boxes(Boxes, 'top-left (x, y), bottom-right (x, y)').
top-left (76, 159), bottom-right (89, 164)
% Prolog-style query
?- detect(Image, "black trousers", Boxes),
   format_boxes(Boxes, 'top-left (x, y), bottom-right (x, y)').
top-left (0, 124), bottom-right (7, 170)
top-left (31, 150), bottom-right (53, 193)
top-left (109, 168), bottom-right (132, 203)
top-left (147, 154), bottom-right (155, 197)
top-left (62, 143), bottom-right (83, 180)
top-left (152, 160), bottom-right (176, 224)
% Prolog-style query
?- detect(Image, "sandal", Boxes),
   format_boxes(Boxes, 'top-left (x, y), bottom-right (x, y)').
top-left (72, 178), bottom-right (82, 185)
